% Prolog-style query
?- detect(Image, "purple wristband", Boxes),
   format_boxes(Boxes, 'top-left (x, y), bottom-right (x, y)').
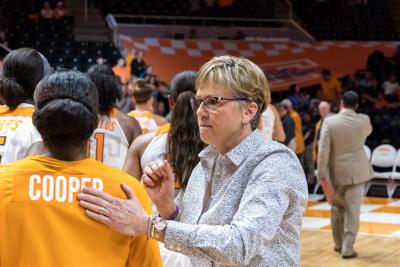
top-left (159, 206), bottom-right (179, 220)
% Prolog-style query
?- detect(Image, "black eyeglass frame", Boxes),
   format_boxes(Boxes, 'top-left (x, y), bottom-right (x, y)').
top-left (190, 96), bottom-right (250, 111)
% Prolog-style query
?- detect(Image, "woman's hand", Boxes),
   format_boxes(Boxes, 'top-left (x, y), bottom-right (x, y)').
top-left (142, 160), bottom-right (176, 218)
top-left (78, 183), bottom-right (149, 236)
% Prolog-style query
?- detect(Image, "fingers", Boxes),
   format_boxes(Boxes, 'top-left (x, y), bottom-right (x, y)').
top-left (163, 160), bottom-right (174, 182)
top-left (77, 191), bottom-right (111, 209)
top-left (79, 200), bottom-right (110, 217)
top-left (85, 209), bottom-right (112, 225)
top-left (120, 183), bottom-right (135, 199)
top-left (81, 187), bottom-right (114, 203)
top-left (142, 174), bottom-right (156, 187)
top-left (150, 161), bottom-right (165, 178)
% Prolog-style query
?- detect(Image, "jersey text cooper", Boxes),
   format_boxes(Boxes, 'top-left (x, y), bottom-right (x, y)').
top-left (29, 174), bottom-right (103, 202)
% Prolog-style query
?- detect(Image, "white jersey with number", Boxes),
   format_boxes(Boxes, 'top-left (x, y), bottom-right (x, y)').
top-left (88, 109), bottom-right (129, 169)
top-left (0, 103), bottom-right (43, 164)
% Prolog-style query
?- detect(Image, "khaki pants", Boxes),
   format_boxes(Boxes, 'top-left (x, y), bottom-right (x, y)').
top-left (331, 182), bottom-right (364, 255)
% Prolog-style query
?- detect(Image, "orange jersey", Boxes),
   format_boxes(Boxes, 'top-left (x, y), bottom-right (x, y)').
top-left (127, 110), bottom-right (158, 134)
top-left (0, 103), bottom-right (43, 164)
top-left (0, 155), bottom-right (162, 267)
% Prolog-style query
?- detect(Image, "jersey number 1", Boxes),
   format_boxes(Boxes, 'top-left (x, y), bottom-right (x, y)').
top-left (87, 133), bottom-right (104, 162)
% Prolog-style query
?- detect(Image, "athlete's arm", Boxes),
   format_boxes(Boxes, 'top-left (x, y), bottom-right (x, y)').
top-left (123, 133), bottom-right (155, 180)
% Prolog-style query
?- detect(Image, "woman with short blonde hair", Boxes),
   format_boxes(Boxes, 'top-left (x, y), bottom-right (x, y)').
top-left (79, 55), bottom-right (308, 267)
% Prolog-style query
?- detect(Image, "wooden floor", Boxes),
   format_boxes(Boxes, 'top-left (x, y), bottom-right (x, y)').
top-left (301, 230), bottom-right (400, 267)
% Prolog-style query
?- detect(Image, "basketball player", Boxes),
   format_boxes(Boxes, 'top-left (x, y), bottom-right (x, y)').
top-left (128, 79), bottom-right (167, 133)
top-left (86, 64), bottom-right (142, 169)
top-left (0, 70), bottom-right (161, 267)
top-left (0, 48), bottom-right (50, 164)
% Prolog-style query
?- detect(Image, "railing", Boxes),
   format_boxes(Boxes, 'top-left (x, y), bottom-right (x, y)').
top-left (110, 14), bottom-right (290, 27)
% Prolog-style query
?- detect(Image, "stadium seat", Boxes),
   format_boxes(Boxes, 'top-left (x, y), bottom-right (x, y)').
top-left (365, 144), bottom-right (397, 196)
top-left (389, 150), bottom-right (400, 198)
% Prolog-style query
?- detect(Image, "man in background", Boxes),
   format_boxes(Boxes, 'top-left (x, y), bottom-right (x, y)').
top-left (317, 91), bottom-right (373, 259)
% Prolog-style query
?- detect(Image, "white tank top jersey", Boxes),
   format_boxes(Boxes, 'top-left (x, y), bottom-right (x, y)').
top-left (141, 131), bottom-right (192, 267)
top-left (140, 132), bottom-right (168, 172)
top-left (260, 106), bottom-right (275, 143)
top-left (88, 109), bottom-right (129, 169)
top-left (0, 103), bottom-right (43, 164)
top-left (127, 110), bottom-right (158, 134)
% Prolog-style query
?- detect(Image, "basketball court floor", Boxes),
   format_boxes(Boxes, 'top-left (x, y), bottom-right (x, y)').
top-left (301, 195), bottom-right (400, 266)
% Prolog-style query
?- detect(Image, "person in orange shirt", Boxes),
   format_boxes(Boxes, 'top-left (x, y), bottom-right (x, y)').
top-left (128, 79), bottom-right (168, 133)
top-left (112, 57), bottom-right (131, 84)
top-left (0, 70), bottom-right (162, 267)
top-left (320, 69), bottom-right (342, 102)
top-left (281, 99), bottom-right (305, 157)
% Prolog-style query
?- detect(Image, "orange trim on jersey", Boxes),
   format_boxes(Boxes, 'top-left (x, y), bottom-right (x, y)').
top-left (110, 108), bottom-right (118, 118)
top-left (0, 105), bottom-right (34, 117)
top-left (127, 110), bottom-right (154, 119)
top-left (155, 123), bottom-right (171, 136)
top-left (0, 136), bottom-right (6, 145)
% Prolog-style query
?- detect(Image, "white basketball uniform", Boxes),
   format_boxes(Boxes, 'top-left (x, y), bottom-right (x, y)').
top-left (141, 124), bottom-right (192, 267)
top-left (88, 109), bottom-right (129, 169)
top-left (127, 110), bottom-right (158, 134)
top-left (0, 103), bottom-right (43, 164)
top-left (259, 106), bottom-right (275, 143)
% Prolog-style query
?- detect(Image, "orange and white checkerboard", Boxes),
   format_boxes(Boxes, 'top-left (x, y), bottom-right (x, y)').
top-left (303, 196), bottom-right (400, 237)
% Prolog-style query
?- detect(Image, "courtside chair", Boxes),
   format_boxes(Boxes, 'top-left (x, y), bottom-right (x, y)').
top-left (365, 144), bottom-right (397, 196)
top-left (389, 149), bottom-right (400, 198)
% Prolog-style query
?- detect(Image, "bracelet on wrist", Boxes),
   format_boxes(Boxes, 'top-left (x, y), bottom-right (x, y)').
top-left (159, 205), bottom-right (179, 220)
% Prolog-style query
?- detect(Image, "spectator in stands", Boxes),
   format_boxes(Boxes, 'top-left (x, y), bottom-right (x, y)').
top-left (320, 69), bottom-right (342, 102)
top-left (374, 91), bottom-right (391, 109)
top-left (361, 78), bottom-right (383, 108)
top-left (130, 51), bottom-right (146, 78)
top-left (360, 71), bottom-right (373, 88)
top-left (40, 1), bottom-right (54, 19)
top-left (96, 57), bottom-right (105, 65)
top-left (382, 72), bottom-right (399, 99)
top-left (282, 99), bottom-right (305, 158)
top-left (112, 57), bottom-right (131, 84)
top-left (188, 29), bottom-right (198, 39)
top-left (317, 91), bottom-right (373, 259)
top-left (288, 83), bottom-right (310, 111)
top-left (277, 102), bottom-right (296, 150)
top-left (53, 1), bottom-right (70, 20)
top-left (78, 55), bottom-right (308, 266)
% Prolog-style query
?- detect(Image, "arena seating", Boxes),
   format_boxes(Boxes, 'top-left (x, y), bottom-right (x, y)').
top-left (2, 0), bottom-right (121, 71)
top-left (100, 0), bottom-right (274, 19)
top-left (294, 0), bottom-right (397, 40)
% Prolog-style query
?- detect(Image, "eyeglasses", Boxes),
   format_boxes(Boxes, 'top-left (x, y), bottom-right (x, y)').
top-left (190, 96), bottom-right (249, 111)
